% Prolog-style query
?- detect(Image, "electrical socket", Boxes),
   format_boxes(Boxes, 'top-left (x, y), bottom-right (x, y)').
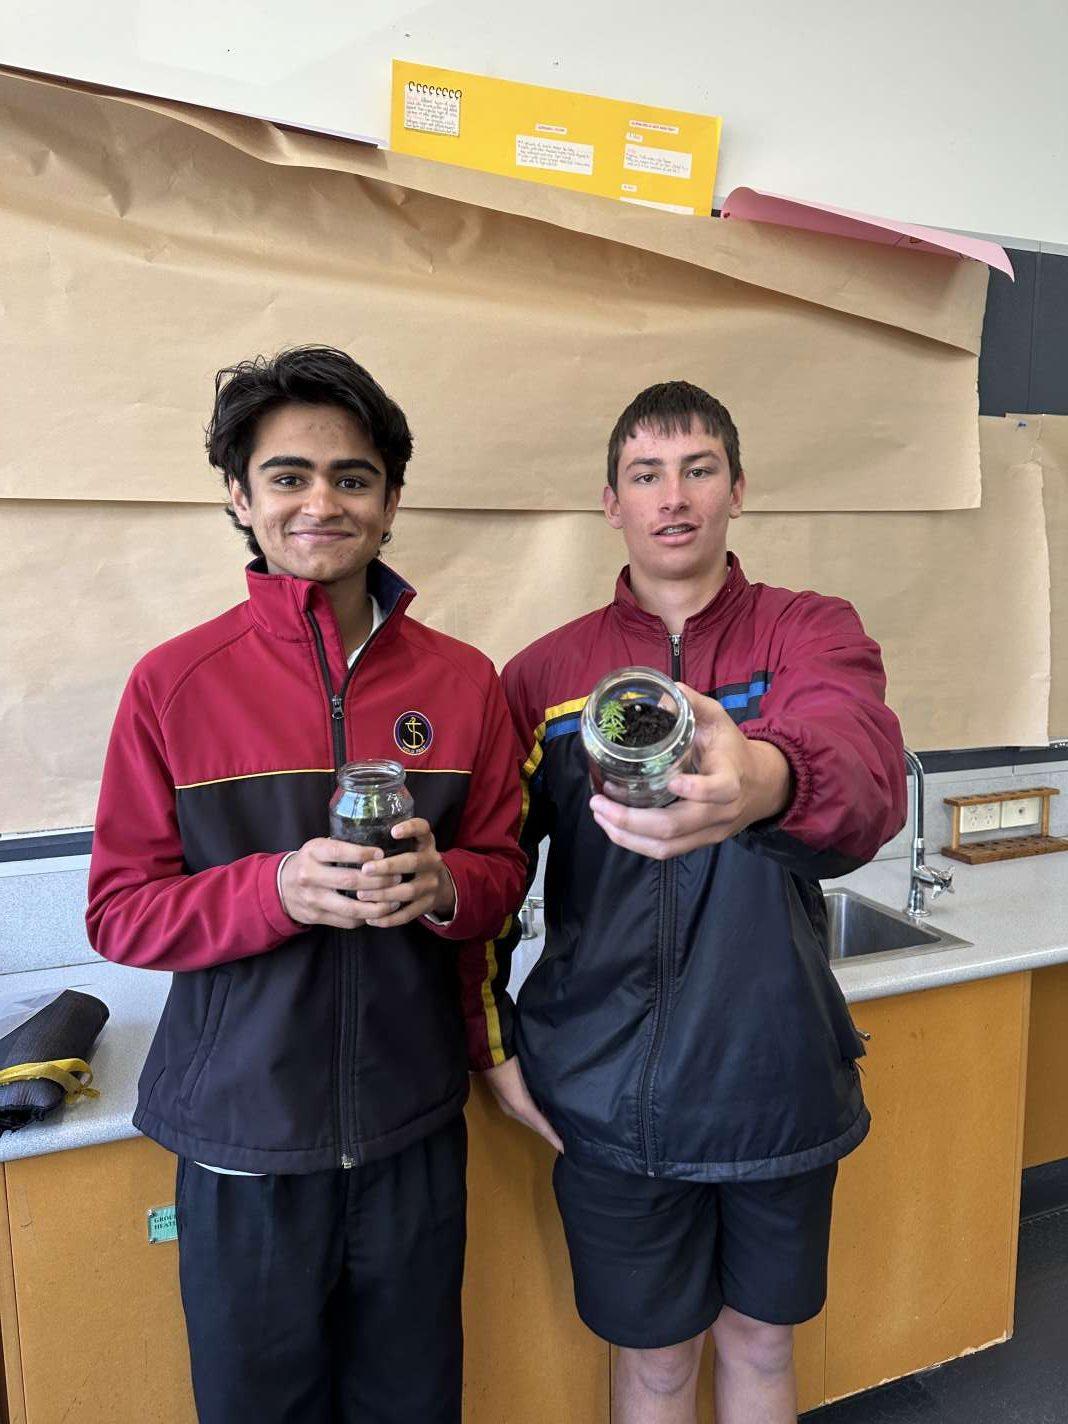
top-left (1001, 797), bottom-right (1040, 829)
top-left (960, 802), bottom-right (1001, 834)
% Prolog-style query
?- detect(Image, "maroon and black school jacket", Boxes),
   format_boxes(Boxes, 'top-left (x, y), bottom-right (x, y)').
top-left (496, 555), bottom-right (907, 1183)
top-left (87, 560), bottom-right (525, 1173)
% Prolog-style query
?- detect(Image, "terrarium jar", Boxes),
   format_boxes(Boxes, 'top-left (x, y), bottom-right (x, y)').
top-left (580, 667), bottom-right (696, 809)
top-left (329, 759), bottom-right (416, 857)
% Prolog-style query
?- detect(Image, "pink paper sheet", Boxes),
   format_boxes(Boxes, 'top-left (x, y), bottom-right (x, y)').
top-left (721, 187), bottom-right (1014, 280)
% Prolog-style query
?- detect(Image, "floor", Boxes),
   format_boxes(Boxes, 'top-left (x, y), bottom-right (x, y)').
top-left (801, 1160), bottom-right (1068, 1424)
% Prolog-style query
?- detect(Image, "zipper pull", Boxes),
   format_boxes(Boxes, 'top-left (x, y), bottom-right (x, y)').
top-left (340, 1154), bottom-right (355, 1170)
top-left (669, 634), bottom-right (682, 679)
top-left (331, 694), bottom-right (344, 722)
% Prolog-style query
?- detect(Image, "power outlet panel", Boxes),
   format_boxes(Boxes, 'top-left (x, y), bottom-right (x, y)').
top-left (960, 802), bottom-right (1001, 834)
top-left (1001, 797), bottom-right (1041, 829)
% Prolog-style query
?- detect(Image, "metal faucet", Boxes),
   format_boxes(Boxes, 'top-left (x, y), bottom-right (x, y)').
top-left (904, 747), bottom-right (953, 918)
top-left (518, 895), bottom-right (544, 940)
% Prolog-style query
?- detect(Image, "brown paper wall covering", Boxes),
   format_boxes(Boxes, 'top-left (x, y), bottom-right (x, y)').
top-left (0, 67), bottom-right (987, 516)
top-left (1013, 415), bottom-right (1068, 740)
top-left (0, 416), bottom-right (1048, 831)
top-left (0, 73), bottom-right (1050, 834)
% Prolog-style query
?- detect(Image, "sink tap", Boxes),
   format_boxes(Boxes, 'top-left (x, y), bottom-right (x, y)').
top-left (518, 895), bottom-right (544, 940)
top-left (904, 747), bottom-right (954, 919)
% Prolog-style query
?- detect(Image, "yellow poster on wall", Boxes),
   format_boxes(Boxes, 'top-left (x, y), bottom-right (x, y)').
top-left (390, 60), bottom-right (721, 216)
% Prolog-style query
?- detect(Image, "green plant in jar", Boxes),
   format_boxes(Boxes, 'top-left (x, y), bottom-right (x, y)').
top-left (597, 698), bottom-right (627, 744)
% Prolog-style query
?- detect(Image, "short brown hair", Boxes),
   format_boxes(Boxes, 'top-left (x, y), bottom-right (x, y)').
top-left (607, 381), bottom-right (741, 491)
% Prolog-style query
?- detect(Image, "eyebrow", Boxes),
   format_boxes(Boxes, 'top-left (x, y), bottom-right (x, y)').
top-left (257, 455), bottom-right (385, 477)
top-left (625, 449), bottom-right (722, 472)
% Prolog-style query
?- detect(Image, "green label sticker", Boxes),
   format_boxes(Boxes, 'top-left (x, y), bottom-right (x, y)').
top-left (146, 1204), bottom-right (177, 1244)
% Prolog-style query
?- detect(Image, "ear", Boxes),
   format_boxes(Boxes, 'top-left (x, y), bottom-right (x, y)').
top-left (229, 477), bottom-right (253, 528)
top-left (728, 469), bottom-right (746, 520)
top-left (602, 483), bottom-right (624, 529)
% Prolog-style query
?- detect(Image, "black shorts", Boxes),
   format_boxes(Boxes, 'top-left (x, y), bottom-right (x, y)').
top-left (176, 1116), bottom-right (467, 1424)
top-left (553, 1152), bottom-right (837, 1350)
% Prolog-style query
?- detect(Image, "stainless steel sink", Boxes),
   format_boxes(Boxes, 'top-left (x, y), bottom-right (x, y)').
top-left (824, 889), bottom-right (971, 962)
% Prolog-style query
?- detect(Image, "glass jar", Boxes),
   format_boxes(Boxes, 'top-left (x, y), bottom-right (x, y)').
top-left (580, 666), bottom-right (695, 808)
top-left (329, 759), bottom-right (416, 857)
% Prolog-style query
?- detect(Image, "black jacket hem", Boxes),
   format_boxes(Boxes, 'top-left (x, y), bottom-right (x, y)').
top-left (561, 1103), bottom-right (871, 1184)
top-left (132, 1081), bottom-right (470, 1174)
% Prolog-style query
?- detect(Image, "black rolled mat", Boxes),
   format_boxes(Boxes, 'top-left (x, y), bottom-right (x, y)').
top-left (0, 989), bottom-right (109, 1132)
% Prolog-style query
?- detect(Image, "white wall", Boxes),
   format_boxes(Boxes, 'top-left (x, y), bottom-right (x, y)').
top-left (2, 0), bottom-right (1065, 244)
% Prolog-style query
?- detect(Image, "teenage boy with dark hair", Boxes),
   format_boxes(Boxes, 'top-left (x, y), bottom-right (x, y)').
top-left (87, 346), bottom-right (525, 1424)
top-left (483, 381), bottom-right (907, 1424)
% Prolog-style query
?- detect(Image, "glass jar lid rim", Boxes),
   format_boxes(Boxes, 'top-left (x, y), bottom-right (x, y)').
top-left (337, 758), bottom-right (407, 785)
top-left (582, 667), bottom-right (693, 760)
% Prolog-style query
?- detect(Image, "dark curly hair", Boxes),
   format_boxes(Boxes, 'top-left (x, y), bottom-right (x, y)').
top-left (607, 381), bottom-right (741, 492)
top-left (206, 346), bottom-right (414, 556)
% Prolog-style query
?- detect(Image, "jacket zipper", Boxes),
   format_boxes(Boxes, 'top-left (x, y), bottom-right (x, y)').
top-left (306, 610), bottom-right (360, 1170)
top-left (307, 603), bottom-right (396, 1170)
top-left (309, 613), bottom-right (386, 767)
top-left (636, 859), bottom-right (679, 1173)
top-left (635, 631), bottom-right (684, 1174)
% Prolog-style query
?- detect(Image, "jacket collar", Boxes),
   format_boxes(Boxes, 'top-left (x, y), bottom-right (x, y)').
top-left (612, 552), bottom-right (750, 641)
top-left (245, 557), bottom-right (415, 645)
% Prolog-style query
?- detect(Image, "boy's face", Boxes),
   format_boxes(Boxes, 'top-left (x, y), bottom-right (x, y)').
top-left (603, 416), bottom-right (744, 583)
top-left (229, 403), bottom-right (399, 584)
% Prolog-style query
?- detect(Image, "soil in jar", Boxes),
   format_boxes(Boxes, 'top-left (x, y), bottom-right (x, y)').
top-left (333, 822), bottom-right (417, 858)
top-left (330, 817), bottom-right (417, 893)
top-left (600, 700), bottom-right (676, 748)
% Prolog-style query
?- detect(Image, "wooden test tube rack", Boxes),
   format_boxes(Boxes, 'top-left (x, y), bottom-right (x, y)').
top-left (942, 786), bottom-right (1067, 864)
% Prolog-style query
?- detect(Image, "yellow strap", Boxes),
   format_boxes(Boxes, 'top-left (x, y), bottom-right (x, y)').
top-left (0, 1059), bottom-right (99, 1103)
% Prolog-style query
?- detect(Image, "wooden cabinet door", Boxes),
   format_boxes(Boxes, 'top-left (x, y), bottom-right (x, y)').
top-left (824, 973), bottom-right (1030, 1401)
top-left (1023, 962), bottom-right (1068, 1167)
top-left (4, 1137), bottom-right (196, 1424)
